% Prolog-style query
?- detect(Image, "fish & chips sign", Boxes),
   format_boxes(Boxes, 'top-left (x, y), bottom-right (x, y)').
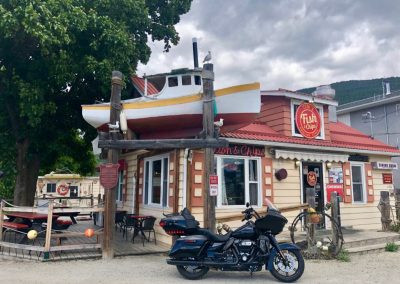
top-left (295, 103), bottom-right (321, 139)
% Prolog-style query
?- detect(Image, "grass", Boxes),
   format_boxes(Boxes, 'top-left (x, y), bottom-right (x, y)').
top-left (385, 242), bottom-right (399, 252)
top-left (389, 222), bottom-right (400, 233)
top-left (336, 249), bottom-right (350, 262)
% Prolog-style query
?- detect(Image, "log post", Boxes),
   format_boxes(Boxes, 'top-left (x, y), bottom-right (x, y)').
top-left (306, 187), bottom-right (316, 249)
top-left (202, 63), bottom-right (216, 232)
top-left (0, 200), bottom-right (4, 243)
top-left (103, 71), bottom-right (123, 259)
top-left (330, 191), bottom-right (340, 246)
top-left (43, 200), bottom-right (54, 260)
top-left (378, 191), bottom-right (392, 231)
top-left (394, 188), bottom-right (400, 221)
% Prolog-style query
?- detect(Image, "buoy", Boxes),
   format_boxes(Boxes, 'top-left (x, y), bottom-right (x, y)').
top-left (84, 228), bottom-right (95, 238)
top-left (316, 241), bottom-right (322, 248)
top-left (27, 230), bottom-right (38, 240)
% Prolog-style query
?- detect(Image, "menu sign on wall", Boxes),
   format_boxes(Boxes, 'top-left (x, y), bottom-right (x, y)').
top-left (295, 102), bottom-right (322, 139)
top-left (382, 173), bottom-right (393, 184)
top-left (372, 162), bottom-right (398, 170)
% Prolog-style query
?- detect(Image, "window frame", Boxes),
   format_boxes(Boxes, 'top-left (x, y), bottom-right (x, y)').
top-left (350, 162), bottom-right (367, 204)
top-left (116, 170), bottom-right (124, 203)
top-left (46, 183), bottom-right (56, 193)
top-left (290, 99), bottom-right (325, 140)
top-left (143, 154), bottom-right (170, 208)
top-left (215, 155), bottom-right (262, 208)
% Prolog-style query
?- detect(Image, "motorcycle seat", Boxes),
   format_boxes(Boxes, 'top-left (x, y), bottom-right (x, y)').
top-left (197, 228), bottom-right (232, 242)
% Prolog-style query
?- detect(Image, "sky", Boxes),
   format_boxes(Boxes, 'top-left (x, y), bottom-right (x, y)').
top-left (137, 0), bottom-right (400, 91)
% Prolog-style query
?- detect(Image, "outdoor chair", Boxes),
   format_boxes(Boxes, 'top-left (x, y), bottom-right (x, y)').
top-left (136, 216), bottom-right (156, 246)
top-left (122, 214), bottom-right (139, 240)
top-left (115, 211), bottom-right (126, 232)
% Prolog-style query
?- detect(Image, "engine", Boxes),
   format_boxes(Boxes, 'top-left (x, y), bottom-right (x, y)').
top-left (236, 239), bottom-right (256, 262)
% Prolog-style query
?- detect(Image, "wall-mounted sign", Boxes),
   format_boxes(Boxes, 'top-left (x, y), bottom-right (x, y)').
top-left (372, 162), bottom-right (398, 170)
top-left (209, 175), bottom-right (218, 196)
top-left (295, 102), bottom-right (321, 139)
top-left (214, 144), bottom-right (265, 157)
top-left (326, 183), bottom-right (344, 202)
top-left (382, 173), bottom-right (393, 184)
top-left (349, 155), bottom-right (369, 162)
top-left (307, 171), bottom-right (317, 186)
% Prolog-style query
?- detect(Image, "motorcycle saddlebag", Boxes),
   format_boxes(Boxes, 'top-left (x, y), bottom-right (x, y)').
top-left (160, 208), bottom-right (200, 235)
top-left (169, 235), bottom-right (208, 258)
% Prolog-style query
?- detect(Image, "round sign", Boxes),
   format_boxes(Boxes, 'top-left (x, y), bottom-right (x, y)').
top-left (295, 103), bottom-right (321, 139)
top-left (307, 171), bottom-right (317, 187)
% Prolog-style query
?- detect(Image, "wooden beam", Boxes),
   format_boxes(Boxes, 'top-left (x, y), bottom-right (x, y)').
top-left (98, 138), bottom-right (228, 150)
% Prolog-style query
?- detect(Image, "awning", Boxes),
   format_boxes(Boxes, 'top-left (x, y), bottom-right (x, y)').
top-left (275, 149), bottom-right (348, 162)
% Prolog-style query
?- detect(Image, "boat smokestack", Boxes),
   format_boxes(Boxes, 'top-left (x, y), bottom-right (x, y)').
top-left (192, 37), bottom-right (199, 68)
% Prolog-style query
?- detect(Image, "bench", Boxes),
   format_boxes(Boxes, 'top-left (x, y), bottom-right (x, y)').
top-left (51, 231), bottom-right (101, 246)
top-left (2, 221), bottom-right (30, 230)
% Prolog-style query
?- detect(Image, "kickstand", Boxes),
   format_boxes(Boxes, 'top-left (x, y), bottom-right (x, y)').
top-left (250, 271), bottom-right (253, 278)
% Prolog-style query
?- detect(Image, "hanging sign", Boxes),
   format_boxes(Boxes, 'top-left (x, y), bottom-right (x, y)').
top-left (307, 171), bottom-right (317, 187)
top-left (372, 162), bottom-right (398, 170)
top-left (209, 175), bottom-right (218, 196)
top-left (382, 173), bottom-right (393, 184)
top-left (100, 163), bottom-right (120, 190)
top-left (214, 144), bottom-right (265, 157)
top-left (295, 102), bottom-right (321, 139)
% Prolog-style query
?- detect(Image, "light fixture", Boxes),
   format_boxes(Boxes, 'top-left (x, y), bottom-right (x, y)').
top-left (326, 162), bottom-right (332, 169)
top-left (295, 160), bottom-right (301, 168)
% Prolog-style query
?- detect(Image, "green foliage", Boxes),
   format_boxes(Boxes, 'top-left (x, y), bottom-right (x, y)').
top-left (336, 249), bottom-right (350, 262)
top-left (385, 242), bottom-right (399, 252)
top-left (390, 222), bottom-right (400, 233)
top-left (298, 77), bottom-right (400, 104)
top-left (0, 0), bottom-right (192, 201)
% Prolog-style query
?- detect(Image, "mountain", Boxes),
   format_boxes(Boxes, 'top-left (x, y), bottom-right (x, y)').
top-left (298, 77), bottom-right (400, 105)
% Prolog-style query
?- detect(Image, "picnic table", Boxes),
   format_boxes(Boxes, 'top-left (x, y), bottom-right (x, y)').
top-left (5, 212), bottom-right (72, 231)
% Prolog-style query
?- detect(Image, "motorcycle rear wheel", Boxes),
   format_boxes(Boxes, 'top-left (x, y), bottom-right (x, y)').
top-left (176, 265), bottom-right (209, 280)
top-left (270, 249), bottom-right (305, 283)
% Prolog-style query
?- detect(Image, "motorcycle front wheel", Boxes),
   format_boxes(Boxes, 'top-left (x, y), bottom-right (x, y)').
top-left (270, 249), bottom-right (305, 283)
top-left (176, 265), bottom-right (209, 280)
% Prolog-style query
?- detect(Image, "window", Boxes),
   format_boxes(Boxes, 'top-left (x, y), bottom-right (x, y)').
top-left (194, 75), bottom-right (201, 85)
top-left (69, 186), bottom-right (79, 198)
top-left (291, 100), bottom-right (325, 139)
top-left (116, 171), bottom-right (124, 202)
top-left (46, 183), bottom-right (56, 193)
top-left (182, 75), bottom-right (191, 85)
top-left (143, 155), bottom-right (169, 207)
top-left (216, 156), bottom-right (261, 207)
top-left (168, 76), bottom-right (178, 87)
top-left (351, 163), bottom-right (366, 203)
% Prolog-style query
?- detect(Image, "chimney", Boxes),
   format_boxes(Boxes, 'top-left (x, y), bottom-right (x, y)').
top-left (192, 37), bottom-right (199, 69)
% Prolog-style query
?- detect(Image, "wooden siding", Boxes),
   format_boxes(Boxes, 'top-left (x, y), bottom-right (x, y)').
top-left (256, 97), bottom-right (292, 136)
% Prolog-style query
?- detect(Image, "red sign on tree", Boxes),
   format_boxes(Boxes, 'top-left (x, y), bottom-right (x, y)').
top-left (100, 163), bottom-right (120, 190)
top-left (295, 103), bottom-right (322, 139)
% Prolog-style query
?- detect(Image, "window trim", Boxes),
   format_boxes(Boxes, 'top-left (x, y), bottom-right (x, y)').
top-left (350, 162), bottom-right (367, 204)
top-left (143, 154), bottom-right (170, 208)
top-left (216, 155), bottom-right (262, 208)
top-left (290, 99), bottom-right (325, 140)
top-left (116, 170), bottom-right (124, 203)
top-left (46, 183), bottom-right (57, 193)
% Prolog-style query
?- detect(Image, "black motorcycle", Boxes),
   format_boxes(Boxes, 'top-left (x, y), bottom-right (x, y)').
top-left (160, 201), bottom-right (305, 282)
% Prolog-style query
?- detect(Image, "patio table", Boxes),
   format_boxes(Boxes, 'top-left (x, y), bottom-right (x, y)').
top-left (128, 215), bottom-right (153, 243)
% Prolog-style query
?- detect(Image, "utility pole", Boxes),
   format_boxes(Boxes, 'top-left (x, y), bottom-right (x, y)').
top-left (103, 71), bottom-right (123, 259)
top-left (202, 63), bottom-right (216, 232)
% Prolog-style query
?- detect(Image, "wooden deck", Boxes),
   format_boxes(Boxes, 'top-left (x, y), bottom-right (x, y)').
top-left (0, 219), bottom-right (169, 261)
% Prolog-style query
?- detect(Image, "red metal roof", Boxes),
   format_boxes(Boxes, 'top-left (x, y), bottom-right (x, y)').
top-left (131, 76), bottom-right (159, 95)
top-left (222, 121), bottom-right (400, 154)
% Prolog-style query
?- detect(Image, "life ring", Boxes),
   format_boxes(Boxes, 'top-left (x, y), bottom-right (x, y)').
top-left (57, 184), bottom-right (69, 196)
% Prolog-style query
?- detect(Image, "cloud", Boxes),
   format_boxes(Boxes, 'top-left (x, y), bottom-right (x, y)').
top-left (137, 0), bottom-right (400, 90)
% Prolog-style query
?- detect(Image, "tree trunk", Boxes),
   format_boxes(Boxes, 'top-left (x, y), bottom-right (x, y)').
top-left (13, 138), bottom-right (40, 206)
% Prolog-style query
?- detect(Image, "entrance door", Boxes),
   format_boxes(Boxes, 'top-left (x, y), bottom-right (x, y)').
top-left (302, 162), bottom-right (325, 228)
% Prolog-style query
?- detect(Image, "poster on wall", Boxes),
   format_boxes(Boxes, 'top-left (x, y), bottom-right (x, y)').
top-left (328, 167), bottom-right (343, 184)
top-left (326, 183), bottom-right (344, 202)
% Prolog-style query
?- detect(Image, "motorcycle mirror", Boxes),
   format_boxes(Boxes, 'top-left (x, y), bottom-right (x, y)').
top-left (246, 202), bottom-right (250, 208)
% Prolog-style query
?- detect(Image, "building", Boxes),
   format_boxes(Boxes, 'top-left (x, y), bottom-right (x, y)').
top-left (337, 82), bottom-right (400, 190)
top-left (112, 85), bottom-right (400, 245)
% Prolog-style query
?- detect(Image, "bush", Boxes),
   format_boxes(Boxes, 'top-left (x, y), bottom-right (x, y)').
top-left (336, 249), bottom-right (350, 262)
top-left (385, 242), bottom-right (399, 252)
top-left (390, 222), bottom-right (400, 233)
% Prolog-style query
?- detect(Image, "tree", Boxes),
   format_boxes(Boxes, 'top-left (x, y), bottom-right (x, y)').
top-left (0, 0), bottom-right (192, 205)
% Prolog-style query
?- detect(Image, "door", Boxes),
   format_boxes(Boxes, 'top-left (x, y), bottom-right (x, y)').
top-left (302, 162), bottom-right (325, 228)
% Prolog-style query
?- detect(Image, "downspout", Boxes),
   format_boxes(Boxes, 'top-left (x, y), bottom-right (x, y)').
top-left (183, 148), bottom-right (190, 209)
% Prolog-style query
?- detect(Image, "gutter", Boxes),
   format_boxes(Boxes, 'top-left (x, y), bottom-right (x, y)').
top-left (226, 138), bottom-right (400, 157)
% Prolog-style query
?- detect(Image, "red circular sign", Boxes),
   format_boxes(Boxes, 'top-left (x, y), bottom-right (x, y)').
top-left (295, 103), bottom-right (321, 139)
top-left (307, 171), bottom-right (317, 187)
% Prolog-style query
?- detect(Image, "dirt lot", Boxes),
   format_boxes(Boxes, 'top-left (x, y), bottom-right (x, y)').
top-left (1, 251), bottom-right (400, 283)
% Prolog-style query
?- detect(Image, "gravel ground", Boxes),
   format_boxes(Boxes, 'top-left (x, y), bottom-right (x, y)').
top-left (1, 251), bottom-right (400, 284)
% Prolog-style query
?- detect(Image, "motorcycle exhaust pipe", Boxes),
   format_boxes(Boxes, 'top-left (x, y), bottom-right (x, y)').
top-left (167, 258), bottom-right (240, 268)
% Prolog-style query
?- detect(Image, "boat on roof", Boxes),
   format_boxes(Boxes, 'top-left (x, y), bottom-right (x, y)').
top-left (82, 68), bottom-right (261, 139)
